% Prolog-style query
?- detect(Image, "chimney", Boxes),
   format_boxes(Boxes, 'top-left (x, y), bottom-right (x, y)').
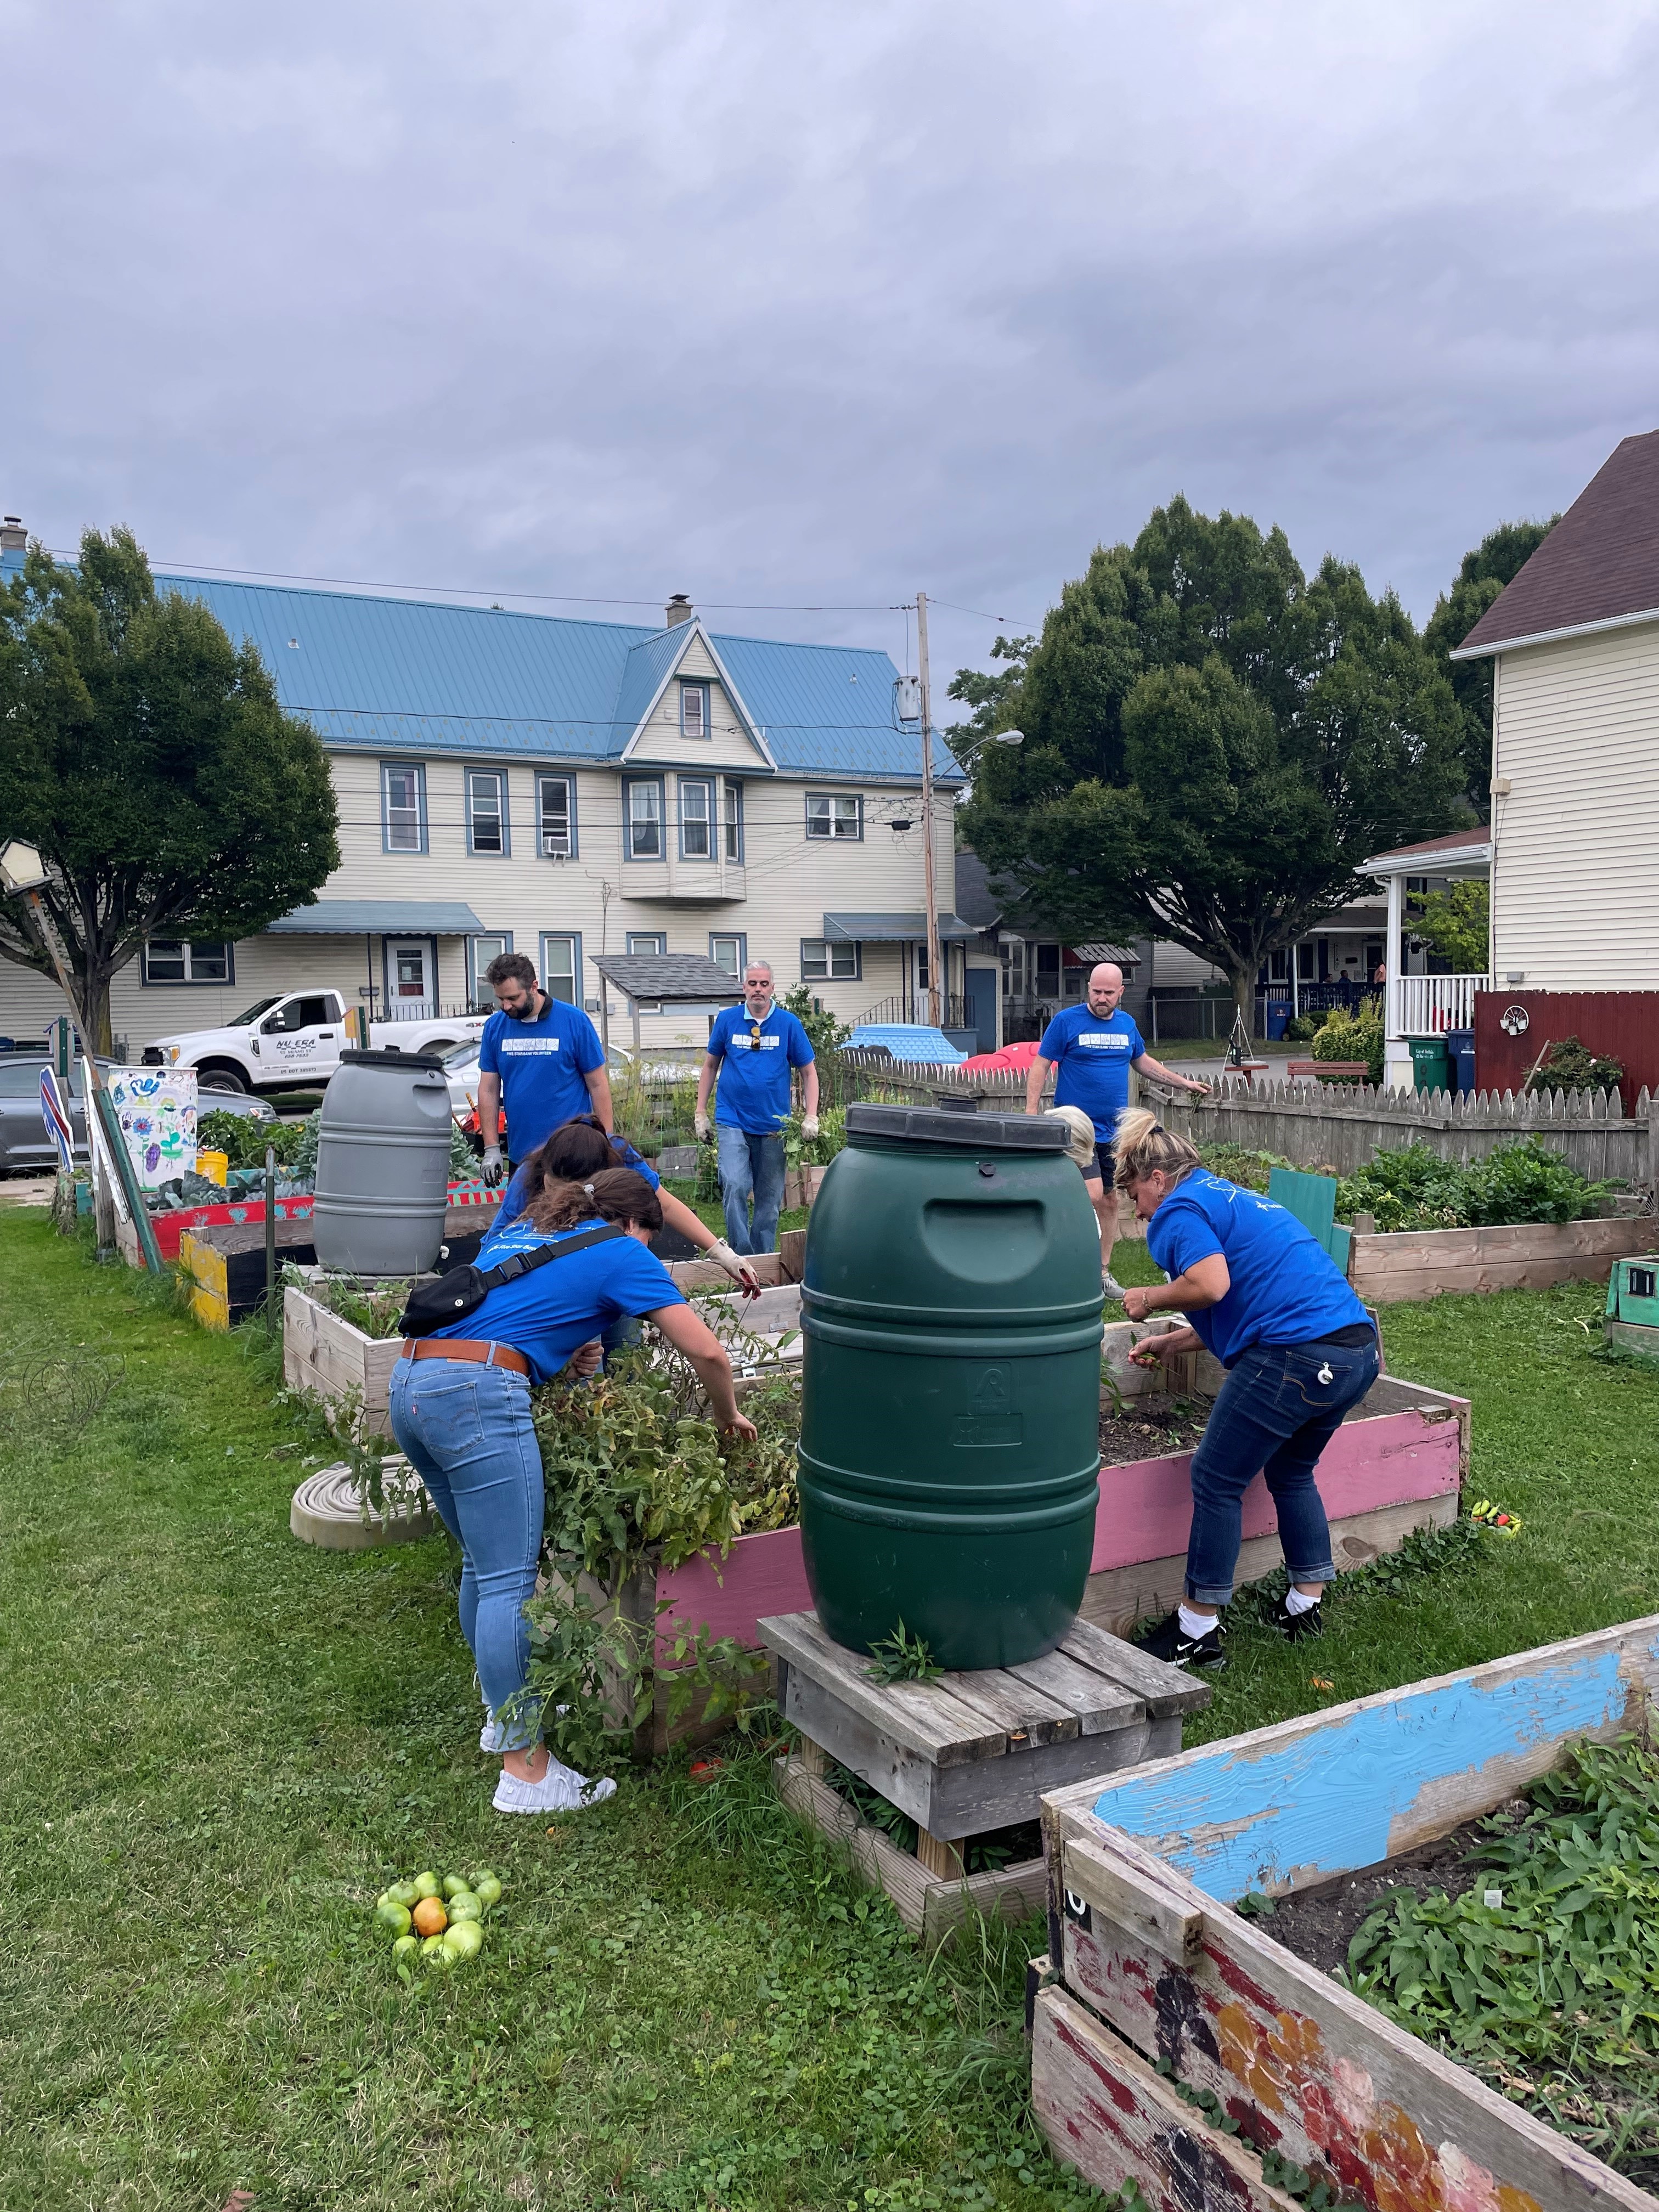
top-left (0, 516), bottom-right (25, 572)
top-left (664, 592), bottom-right (693, 628)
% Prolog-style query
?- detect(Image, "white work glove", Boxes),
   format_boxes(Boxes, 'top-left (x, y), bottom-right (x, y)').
top-left (708, 1238), bottom-right (763, 1296)
top-left (694, 1109), bottom-right (712, 1143)
top-left (481, 1144), bottom-right (505, 1187)
top-left (801, 1115), bottom-right (820, 1141)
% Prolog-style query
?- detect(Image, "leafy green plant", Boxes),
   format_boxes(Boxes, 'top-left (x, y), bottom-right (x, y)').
top-left (866, 1620), bottom-right (944, 1684)
top-left (306, 1275), bottom-right (413, 1339)
top-left (1335, 1139), bottom-right (1608, 1233)
top-left (1198, 1141), bottom-right (1293, 1194)
top-left (1343, 1738), bottom-right (1659, 2177)
top-left (782, 1102), bottom-right (846, 1171)
top-left (1462, 1140), bottom-right (1610, 1226)
top-left (1335, 1143), bottom-right (1469, 1232)
top-left (195, 1108), bottom-right (309, 1171)
top-left (1311, 1001), bottom-right (1384, 1086)
top-left (781, 981), bottom-right (851, 1059)
top-left (1524, 1035), bottom-right (1625, 1101)
top-left (1410, 879), bottom-right (1489, 972)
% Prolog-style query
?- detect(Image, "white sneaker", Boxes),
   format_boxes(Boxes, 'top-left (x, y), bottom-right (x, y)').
top-left (1102, 1273), bottom-right (1127, 1301)
top-left (492, 1758), bottom-right (617, 1816)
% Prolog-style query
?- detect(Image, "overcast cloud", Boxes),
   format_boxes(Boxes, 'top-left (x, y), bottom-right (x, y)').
top-left (4, 0), bottom-right (1657, 690)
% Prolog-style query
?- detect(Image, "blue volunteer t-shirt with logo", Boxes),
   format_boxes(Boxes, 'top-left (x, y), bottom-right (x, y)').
top-left (426, 1216), bottom-right (685, 1385)
top-left (708, 1003), bottom-right (815, 1134)
top-left (484, 1133), bottom-right (661, 1251)
top-left (1037, 1005), bottom-right (1146, 1143)
top-left (1146, 1171), bottom-right (1370, 1366)
top-left (478, 998), bottom-right (606, 1159)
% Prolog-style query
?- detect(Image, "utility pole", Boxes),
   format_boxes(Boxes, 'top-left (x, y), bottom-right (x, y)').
top-left (915, 592), bottom-right (943, 1030)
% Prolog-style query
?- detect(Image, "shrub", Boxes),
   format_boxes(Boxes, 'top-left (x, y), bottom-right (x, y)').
top-left (1284, 1013), bottom-right (1322, 1043)
top-left (1311, 1003), bottom-right (1384, 1086)
top-left (1337, 1139), bottom-right (1609, 1232)
top-left (196, 1108), bottom-right (309, 1171)
top-left (1523, 1035), bottom-right (1624, 1100)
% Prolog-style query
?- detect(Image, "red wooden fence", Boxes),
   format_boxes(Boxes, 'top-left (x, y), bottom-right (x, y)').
top-left (1475, 989), bottom-right (1659, 1101)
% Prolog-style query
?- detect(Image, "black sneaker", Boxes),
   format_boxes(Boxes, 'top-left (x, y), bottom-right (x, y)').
top-left (1274, 1593), bottom-right (1325, 1642)
top-left (1132, 1610), bottom-right (1227, 1670)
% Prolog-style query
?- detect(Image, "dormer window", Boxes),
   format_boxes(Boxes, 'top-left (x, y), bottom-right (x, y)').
top-left (680, 681), bottom-right (709, 739)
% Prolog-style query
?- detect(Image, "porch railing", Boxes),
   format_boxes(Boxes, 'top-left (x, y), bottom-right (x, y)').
top-left (853, 992), bottom-right (969, 1030)
top-left (1395, 974), bottom-right (1491, 1036)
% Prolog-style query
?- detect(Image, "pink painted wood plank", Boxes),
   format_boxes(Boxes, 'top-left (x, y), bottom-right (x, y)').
top-left (654, 1523), bottom-right (811, 1655)
top-left (652, 1410), bottom-right (1462, 1649)
top-left (1088, 1407), bottom-right (1462, 1576)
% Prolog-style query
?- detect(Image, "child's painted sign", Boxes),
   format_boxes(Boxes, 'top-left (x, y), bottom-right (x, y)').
top-left (106, 1065), bottom-right (198, 1189)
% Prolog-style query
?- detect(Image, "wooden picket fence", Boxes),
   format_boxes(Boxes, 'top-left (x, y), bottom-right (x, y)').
top-left (825, 1050), bottom-right (1657, 1187)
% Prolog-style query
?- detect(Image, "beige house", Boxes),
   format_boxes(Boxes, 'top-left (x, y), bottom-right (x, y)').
top-left (1362, 426), bottom-right (1659, 1085)
top-left (0, 550), bottom-right (988, 1057)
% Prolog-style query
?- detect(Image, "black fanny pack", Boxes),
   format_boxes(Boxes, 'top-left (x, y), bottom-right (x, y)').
top-left (396, 1221), bottom-right (626, 1337)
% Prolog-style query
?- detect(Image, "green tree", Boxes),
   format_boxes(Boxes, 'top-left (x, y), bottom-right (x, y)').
top-left (955, 497), bottom-right (1464, 1034)
top-left (0, 528), bottom-right (340, 1050)
top-left (1410, 879), bottom-right (1488, 972)
top-left (1424, 517), bottom-right (1557, 808)
top-left (944, 634), bottom-right (1034, 767)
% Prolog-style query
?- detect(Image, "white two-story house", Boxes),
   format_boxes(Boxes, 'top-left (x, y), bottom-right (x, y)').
top-left (0, 548), bottom-right (987, 1057)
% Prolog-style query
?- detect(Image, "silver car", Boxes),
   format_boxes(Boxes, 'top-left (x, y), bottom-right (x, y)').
top-left (0, 1057), bottom-right (276, 1176)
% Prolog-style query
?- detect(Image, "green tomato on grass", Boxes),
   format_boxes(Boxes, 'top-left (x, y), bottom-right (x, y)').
top-left (443, 1920), bottom-right (484, 1962)
top-left (391, 1936), bottom-right (419, 1964)
top-left (387, 1879), bottom-right (420, 1909)
top-left (413, 1871), bottom-right (441, 1899)
top-left (447, 1892), bottom-right (482, 1923)
top-left (442, 1874), bottom-right (470, 1899)
top-left (376, 1900), bottom-right (413, 1936)
top-left (420, 1934), bottom-right (453, 1965)
top-left (473, 1876), bottom-right (502, 1909)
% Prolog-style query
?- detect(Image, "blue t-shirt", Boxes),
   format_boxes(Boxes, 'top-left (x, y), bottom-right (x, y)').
top-left (425, 1217), bottom-right (685, 1385)
top-left (1038, 1006), bottom-right (1146, 1143)
top-left (707, 1003), bottom-right (814, 1134)
top-left (478, 998), bottom-right (606, 1159)
top-left (484, 1132), bottom-right (661, 1251)
top-left (1146, 1171), bottom-right (1370, 1367)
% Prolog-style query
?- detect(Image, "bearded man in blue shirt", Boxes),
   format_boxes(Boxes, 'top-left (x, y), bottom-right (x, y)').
top-left (695, 959), bottom-right (819, 1256)
top-left (1024, 961), bottom-right (1208, 1300)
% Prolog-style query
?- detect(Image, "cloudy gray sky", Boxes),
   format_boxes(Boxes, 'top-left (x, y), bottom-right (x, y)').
top-left (5, 0), bottom-right (1657, 691)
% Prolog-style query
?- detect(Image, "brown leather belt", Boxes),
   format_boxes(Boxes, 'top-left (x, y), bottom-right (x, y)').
top-left (399, 1338), bottom-right (531, 1377)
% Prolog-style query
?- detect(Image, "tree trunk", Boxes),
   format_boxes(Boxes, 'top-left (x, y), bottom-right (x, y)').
top-left (87, 969), bottom-right (115, 1058)
top-left (1224, 962), bottom-right (1257, 1045)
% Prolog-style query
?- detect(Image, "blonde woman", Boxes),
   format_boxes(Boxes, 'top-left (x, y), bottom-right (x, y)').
top-left (1111, 1110), bottom-right (1379, 1669)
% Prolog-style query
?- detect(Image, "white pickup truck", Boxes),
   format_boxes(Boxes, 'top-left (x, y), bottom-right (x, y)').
top-left (141, 991), bottom-right (488, 1094)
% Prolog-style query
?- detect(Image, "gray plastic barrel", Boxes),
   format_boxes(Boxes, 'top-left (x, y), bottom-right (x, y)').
top-left (312, 1049), bottom-right (452, 1277)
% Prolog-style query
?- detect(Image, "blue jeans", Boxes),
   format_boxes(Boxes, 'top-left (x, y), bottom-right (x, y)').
top-left (388, 1357), bottom-right (543, 1748)
top-left (716, 1125), bottom-right (787, 1255)
top-left (1185, 1334), bottom-right (1380, 1606)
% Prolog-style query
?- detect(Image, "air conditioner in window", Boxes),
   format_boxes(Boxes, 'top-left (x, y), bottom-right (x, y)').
top-left (542, 830), bottom-right (571, 857)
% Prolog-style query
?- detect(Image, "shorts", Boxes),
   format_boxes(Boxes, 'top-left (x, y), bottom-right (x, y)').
top-left (1081, 1142), bottom-right (1114, 1187)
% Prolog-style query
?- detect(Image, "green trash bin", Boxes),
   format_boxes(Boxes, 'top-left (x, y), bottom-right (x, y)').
top-left (798, 1103), bottom-right (1104, 1671)
top-left (1407, 1037), bottom-right (1451, 1094)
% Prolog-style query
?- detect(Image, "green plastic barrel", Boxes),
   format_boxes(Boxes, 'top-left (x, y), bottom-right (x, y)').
top-left (798, 1104), bottom-right (1104, 1670)
top-left (1408, 1037), bottom-right (1451, 1095)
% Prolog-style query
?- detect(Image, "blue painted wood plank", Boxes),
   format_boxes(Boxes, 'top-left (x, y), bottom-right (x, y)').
top-left (1088, 1636), bottom-right (1659, 1901)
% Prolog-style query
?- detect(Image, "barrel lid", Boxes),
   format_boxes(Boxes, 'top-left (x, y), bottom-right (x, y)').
top-left (845, 1102), bottom-right (1070, 1150)
top-left (338, 1047), bottom-right (445, 1074)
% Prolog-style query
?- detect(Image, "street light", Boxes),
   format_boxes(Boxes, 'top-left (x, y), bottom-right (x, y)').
top-left (0, 838), bottom-right (49, 894)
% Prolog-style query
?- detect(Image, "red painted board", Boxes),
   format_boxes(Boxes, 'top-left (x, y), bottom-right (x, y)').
top-left (1474, 988), bottom-right (1659, 1102)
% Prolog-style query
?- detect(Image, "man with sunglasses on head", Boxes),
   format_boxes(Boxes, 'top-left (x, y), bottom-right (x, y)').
top-left (695, 960), bottom-right (818, 1256)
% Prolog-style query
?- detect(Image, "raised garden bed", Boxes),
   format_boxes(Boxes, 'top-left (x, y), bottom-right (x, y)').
top-left (1032, 1613), bottom-right (1659, 2211)
top-left (1348, 1215), bottom-right (1657, 1304)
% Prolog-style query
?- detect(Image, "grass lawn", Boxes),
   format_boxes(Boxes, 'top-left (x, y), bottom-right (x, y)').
top-left (4, 1207), bottom-right (1658, 2208)
top-left (0, 1212), bottom-right (1084, 2212)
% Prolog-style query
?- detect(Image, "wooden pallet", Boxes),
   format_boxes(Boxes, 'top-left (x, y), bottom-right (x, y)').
top-left (1033, 1614), bottom-right (1659, 2212)
top-left (1349, 1215), bottom-right (1656, 1302)
top-left (760, 1609), bottom-right (1207, 1940)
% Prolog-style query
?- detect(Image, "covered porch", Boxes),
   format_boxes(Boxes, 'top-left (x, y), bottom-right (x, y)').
top-left (1362, 830), bottom-right (1492, 1090)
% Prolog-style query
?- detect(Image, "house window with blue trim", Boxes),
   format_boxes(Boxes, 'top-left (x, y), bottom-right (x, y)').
top-left (540, 932), bottom-right (581, 1005)
top-left (468, 934), bottom-right (511, 1009)
top-left (802, 938), bottom-right (860, 980)
top-left (625, 778), bottom-right (664, 860)
top-left (723, 780), bottom-right (744, 861)
top-left (382, 762), bottom-right (427, 853)
top-left (537, 773), bottom-right (576, 859)
top-left (466, 769), bottom-right (508, 855)
top-left (806, 792), bottom-right (862, 841)
top-left (142, 940), bottom-right (234, 985)
top-left (680, 777), bottom-right (713, 860)
top-left (710, 933), bottom-right (746, 977)
top-left (680, 681), bottom-right (709, 739)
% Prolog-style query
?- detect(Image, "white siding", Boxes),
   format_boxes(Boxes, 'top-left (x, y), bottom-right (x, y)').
top-left (1491, 622), bottom-right (1659, 988)
top-left (0, 751), bottom-right (956, 1051)
top-left (627, 638), bottom-right (772, 772)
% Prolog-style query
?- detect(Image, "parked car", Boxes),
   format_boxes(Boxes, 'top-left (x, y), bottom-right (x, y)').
top-left (142, 991), bottom-right (488, 1094)
top-left (0, 1063), bottom-right (274, 1176)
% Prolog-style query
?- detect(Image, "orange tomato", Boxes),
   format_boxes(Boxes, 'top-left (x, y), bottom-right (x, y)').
top-left (411, 1896), bottom-right (449, 1938)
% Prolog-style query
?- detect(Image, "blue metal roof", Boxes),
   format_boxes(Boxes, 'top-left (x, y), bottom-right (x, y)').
top-left (266, 898), bottom-right (487, 934)
top-left (847, 1024), bottom-right (966, 1064)
top-left (147, 571), bottom-right (964, 785)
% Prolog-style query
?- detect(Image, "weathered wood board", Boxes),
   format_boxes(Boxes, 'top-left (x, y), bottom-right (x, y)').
top-left (1350, 1215), bottom-right (1656, 1302)
top-left (1034, 1616), bottom-right (1659, 2212)
top-left (282, 1286), bottom-right (401, 1438)
top-left (776, 1753), bottom-right (1048, 1948)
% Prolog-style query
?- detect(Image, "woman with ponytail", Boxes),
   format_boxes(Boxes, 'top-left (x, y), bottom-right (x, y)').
top-left (1111, 1109), bottom-right (1379, 1669)
top-left (388, 1166), bottom-right (757, 1818)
